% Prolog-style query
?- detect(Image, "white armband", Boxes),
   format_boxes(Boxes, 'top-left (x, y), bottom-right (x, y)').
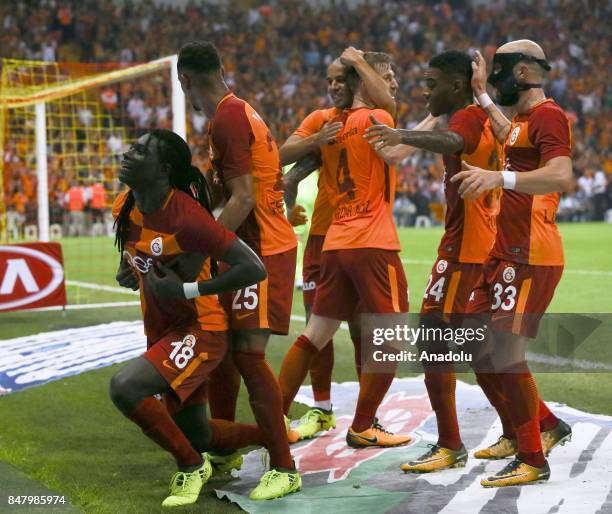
top-left (183, 282), bottom-right (200, 300)
top-left (501, 171), bottom-right (517, 190)
top-left (477, 93), bottom-right (493, 109)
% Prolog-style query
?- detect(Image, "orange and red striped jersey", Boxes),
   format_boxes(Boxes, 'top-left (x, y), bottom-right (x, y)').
top-left (208, 92), bottom-right (297, 256)
top-left (112, 189), bottom-right (235, 342)
top-left (439, 105), bottom-right (502, 263)
top-left (323, 108), bottom-right (400, 252)
top-left (492, 99), bottom-right (571, 266)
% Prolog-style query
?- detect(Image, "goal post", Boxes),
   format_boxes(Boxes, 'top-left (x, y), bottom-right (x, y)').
top-left (0, 56), bottom-right (186, 306)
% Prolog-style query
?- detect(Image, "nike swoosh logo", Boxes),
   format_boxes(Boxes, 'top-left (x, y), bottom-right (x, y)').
top-left (488, 472), bottom-right (531, 481)
top-left (352, 434), bottom-right (378, 444)
top-left (162, 360), bottom-right (175, 371)
top-left (236, 311), bottom-right (256, 320)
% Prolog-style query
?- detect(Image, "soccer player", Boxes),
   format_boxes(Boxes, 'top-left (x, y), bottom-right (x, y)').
top-left (451, 40), bottom-right (573, 486)
top-left (110, 129), bottom-right (270, 507)
top-left (365, 50), bottom-right (503, 472)
top-left (278, 52), bottom-right (412, 448)
top-left (279, 47), bottom-right (398, 441)
top-left (176, 41), bottom-right (300, 499)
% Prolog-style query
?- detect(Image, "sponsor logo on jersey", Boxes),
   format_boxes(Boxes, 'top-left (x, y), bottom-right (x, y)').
top-left (123, 251), bottom-right (153, 274)
top-left (503, 266), bottom-right (516, 283)
top-left (150, 236), bottom-right (163, 256)
top-left (303, 281), bottom-right (317, 291)
top-left (436, 260), bottom-right (448, 273)
top-left (509, 126), bottom-right (521, 145)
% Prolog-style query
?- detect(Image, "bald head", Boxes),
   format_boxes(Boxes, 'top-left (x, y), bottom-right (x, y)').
top-left (497, 39), bottom-right (547, 60)
top-left (496, 39), bottom-right (548, 81)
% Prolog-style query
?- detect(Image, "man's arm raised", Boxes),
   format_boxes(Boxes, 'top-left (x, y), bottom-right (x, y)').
top-left (340, 46), bottom-right (396, 118)
top-left (471, 50), bottom-right (511, 143)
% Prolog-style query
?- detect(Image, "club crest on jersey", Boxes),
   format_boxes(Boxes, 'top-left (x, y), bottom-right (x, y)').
top-left (509, 126), bottom-right (521, 146)
top-left (503, 266), bottom-right (516, 283)
top-left (182, 334), bottom-right (196, 348)
top-left (150, 236), bottom-right (163, 256)
top-left (436, 260), bottom-right (448, 273)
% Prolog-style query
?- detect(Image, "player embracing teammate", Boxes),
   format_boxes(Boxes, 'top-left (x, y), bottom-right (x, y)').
top-left (451, 40), bottom-right (574, 487)
top-left (278, 51), bottom-right (415, 448)
top-left (176, 42), bottom-right (301, 500)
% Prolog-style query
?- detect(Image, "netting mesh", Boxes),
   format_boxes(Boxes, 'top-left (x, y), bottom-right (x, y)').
top-left (0, 58), bottom-right (176, 305)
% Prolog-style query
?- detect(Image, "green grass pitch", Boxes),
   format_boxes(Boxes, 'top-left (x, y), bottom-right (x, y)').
top-left (0, 223), bottom-right (611, 513)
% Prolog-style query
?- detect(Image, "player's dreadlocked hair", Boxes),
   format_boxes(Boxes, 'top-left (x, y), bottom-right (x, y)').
top-left (114, 129), bottom-right (217, 274)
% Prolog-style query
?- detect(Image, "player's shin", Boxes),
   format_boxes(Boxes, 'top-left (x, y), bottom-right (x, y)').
top-left (209, 419), bottom-right (265, 449)
top-left (309, 340), bottom-right (334, 410)
top-left (279, 335), bottom-right (319, 414)
top-left (423, 365), bottom-right (462, 450)
top-left (208, 352), bottom-right (241, 421)
top-left (129, 397), bottom-right (203, 469)
top-left (501, 369), bottom-right (545, 467)
top-left (233, 350), bottom-right (294, 470)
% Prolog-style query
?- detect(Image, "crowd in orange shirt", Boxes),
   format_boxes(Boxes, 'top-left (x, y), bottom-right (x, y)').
top-left (1, 0), bottom-right (610, 234)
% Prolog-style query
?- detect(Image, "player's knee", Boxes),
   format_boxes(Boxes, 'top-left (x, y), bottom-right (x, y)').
top-left (109, 370), bottom-right (136, 407)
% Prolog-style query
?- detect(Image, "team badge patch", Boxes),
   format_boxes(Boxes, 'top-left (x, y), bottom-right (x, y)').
top-left (150, 236), bottom-right (163, 256)
top-left (436, 260), bottom-right (448, 273)
top-left (503, 266), bottom-right (516, 283)
top-left (509, 126), bottom-right (521, 145)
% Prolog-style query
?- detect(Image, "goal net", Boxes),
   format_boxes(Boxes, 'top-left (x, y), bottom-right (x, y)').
top-left (0, 56), bottom-right (187, 309)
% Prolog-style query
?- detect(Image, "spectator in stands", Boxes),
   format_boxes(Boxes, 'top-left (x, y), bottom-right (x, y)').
top-left (64, 180), bottom-right (86, 236)
top-left (593, 167), bottom-right (609, 221)
top-left (1, 0), bottom-right (609, 231)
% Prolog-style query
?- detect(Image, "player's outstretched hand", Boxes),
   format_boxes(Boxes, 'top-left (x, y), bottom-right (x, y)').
top-left (364, 115), bottom-right (402, 148)
top-left (471, 50), bottom-right (488, 96)
top-left (316, 121), bottom-right (343, 146)
top-left (288, 204), bottom-right (308, 227)
top-left (340, 46), bottom-right (365, 66)
top-left (451, 161), bottom-right (503, 200)
top-left (116, 258), bottom-right (139, 291)
top-left (146, 261), bottom-right (185, 299)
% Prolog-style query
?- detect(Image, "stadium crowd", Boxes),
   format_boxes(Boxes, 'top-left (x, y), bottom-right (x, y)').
top-left (1, 0), bottom-right (610, 236)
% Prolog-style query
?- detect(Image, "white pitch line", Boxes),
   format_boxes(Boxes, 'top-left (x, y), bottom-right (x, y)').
top-left (66, 280), bottom-right (139, 295)
top-left (19, 301), bottom-right (140, 313)
top-left (400, 258), bottom-right (612, 277)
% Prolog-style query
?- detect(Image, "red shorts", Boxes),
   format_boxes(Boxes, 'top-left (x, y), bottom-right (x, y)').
top-left (312, 248), bottom-right (409, 321)
top-left (421, 259), bottom-right (483, 323)
top-left (302, 234), bottom-right (325, 306)
top-left (467, 257), bottom-right (563, 338)
top-left (144, 326), bottom-right (228, 406)
top-left (220, 247), bottom-right (297, 335)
